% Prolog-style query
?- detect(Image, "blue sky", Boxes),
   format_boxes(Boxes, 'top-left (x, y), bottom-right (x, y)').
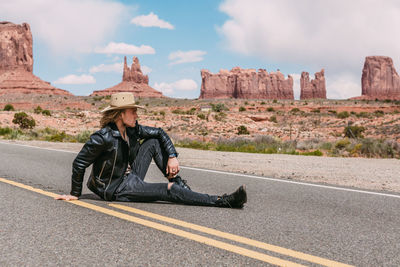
top-left (2, 0), bottom-right (400, 99)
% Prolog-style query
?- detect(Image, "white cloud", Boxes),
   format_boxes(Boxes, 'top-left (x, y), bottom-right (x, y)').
top-left (169, 50), bottom-right (207, 65)
top-left (141, 66), bottom-right (152, 75)
top-left (94, 42), bottom-right (155, 55)
top-left (0, 0), bottom-right (127, 54)
top-left (219, 0), bottom-right (400, 98)
top-left (154, 79), bottom-right (198, 95)
top-left (326, 74), bottom-right (360, 99)
top-left (54, 74), bottom-right (96, 84)
top-left (89, 63), bottom-right (123, 74)
top-left (131, 12), bottom-right (174, 29)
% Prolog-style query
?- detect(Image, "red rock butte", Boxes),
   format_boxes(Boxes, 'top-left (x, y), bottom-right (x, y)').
top-left (359, 56), bottom-right (400, 100)
top-left (300, 69), bottom-right (326, 100)
top-left (0, 21), bottom-right (72, 96)
top-left (91, 56), bottom-right (163, 98)
top-left (200, 67), bottom-right (294, 99)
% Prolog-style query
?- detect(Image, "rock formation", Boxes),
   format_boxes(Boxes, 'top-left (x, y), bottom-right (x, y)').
top-left (200, 67), bottom-right (293, 99)
top-left (300, 69), bottom-right (326, 99)
top-left (0, 21), bottom-right (71, 95)
top-left (91, 56), bottom-right (163, 98)
top-left (361, 56), bottom-right (400, 100)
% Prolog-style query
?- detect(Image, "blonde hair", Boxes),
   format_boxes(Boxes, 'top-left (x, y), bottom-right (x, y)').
top-left (100, 109), bottom-right (123, 128)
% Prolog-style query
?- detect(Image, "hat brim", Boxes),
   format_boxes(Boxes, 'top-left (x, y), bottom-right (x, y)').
top-left (101, 104), bottom-right (146, 113)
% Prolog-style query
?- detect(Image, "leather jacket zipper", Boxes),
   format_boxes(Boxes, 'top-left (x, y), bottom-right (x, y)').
top-left (97, 161), bottom-right (107, 187)
top-left (104, 145), bottom-right (118, 199)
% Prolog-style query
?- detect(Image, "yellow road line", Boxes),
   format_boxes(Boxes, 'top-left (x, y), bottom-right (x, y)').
top-left (110, 204), bottom-right (353, 267)
top-left (0, 177), bottom-right (304, 266)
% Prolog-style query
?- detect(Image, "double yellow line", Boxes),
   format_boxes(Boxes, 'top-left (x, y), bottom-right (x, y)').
top-left (0, 177), bottom-right (353, 267)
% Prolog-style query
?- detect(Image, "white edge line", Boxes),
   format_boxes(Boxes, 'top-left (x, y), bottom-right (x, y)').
top-left (1, 141), bottom-right (400, 199)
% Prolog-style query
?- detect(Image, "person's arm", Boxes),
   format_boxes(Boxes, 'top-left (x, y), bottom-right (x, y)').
top-left (55, 132), bottom-right (106, 200)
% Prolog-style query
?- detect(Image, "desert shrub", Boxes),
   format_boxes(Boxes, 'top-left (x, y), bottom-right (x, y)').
top-left (186, 107), bottom-right (196, 115)
top-left (159, 111), bottom-right (166, 116)
top-left (350, 111), bottom-right (356, 115)
top-left (359, 139), bottom-right (398, 158)
top-left (239, 106), bottom-right (246, 112)
top-left (273, 99), bottom-right (278, 103)
top-left (12, 112), bottom-right (36, 129)
top-left (34, 106), bottom-right (43, 114)
top-left (300, 150), bottom-right (323, 156)
top-left (374, 110), bottom-right (384, 117)
top-left (344, 125), bottom-right (365, 138)
top-left (76, 130), bottom-right (92, 143)
top-left (237, 125), bottom-right (250, 135)
top-left (211, 103), bottom-right (228, 112)
top-left (270, 115), bottom-right (277, 123)
top-left (0, 127), bottom-right (12, 136)
top-left (214, 112), bottom-right (227, 121)
top-left (335, 138), bottom-right (351, 149)
top-left (197, 113), bottom-right (206, 120)
top-left (3, 104), bottom-right (15, 111)
top-left (244, 101), bottom-right (249, 105)
top-left (45, 131), bottom-right (67, 142)
top-left (311, 108), bottom-right (320, 113)
top-left (356, 112), bottom-right (370, 118)
top-left (328, 110), bottom-right (337, 114)
top-left (290, 108), bottom-right (300, 113)
top-left (337, 111), bottom-right (350, 119)
top-left (172, 109), bottom-right (184, 114)
top-left (42, 109), bottom-right (51, 116)
top-left (260, 101), bottom-right (266, 105)
top-left (267, 107), bottom-right (275, 112)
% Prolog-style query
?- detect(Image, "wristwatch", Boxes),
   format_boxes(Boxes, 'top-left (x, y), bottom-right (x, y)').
top-left (169, 153), bottom-right (178, 158)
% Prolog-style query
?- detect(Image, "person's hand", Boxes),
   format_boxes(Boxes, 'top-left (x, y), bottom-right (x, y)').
top-left (166, 157), bottom-right (180, 178)
top-left (54, 194), bottom-right (78, 201)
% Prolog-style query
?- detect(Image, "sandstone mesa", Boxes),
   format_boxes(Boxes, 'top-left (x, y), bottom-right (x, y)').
top-left (300, 69), bottom-right (326, 100)
top-left (0, 22), bottom-right (71, 96)
top-left (359, 56), bottom-right (400, 100)
top-left (200, 68), bottom-right (294, 99)
top-left (91, 56), bottom-right (163, 98)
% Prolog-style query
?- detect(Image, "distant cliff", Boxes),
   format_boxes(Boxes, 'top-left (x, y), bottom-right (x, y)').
top-left (200, 67), bottom-right (293, 99)
top-left (300, 69), bottom-right (326, 99)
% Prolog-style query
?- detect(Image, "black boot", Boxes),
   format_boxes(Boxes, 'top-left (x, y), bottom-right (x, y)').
top-left (169, 175), bottom-right (191, 191)
top-left (216, 185), bottom-right (247, 208)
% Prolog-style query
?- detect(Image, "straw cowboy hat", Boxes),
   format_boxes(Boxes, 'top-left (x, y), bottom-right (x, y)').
top-left (101, 92), bottom-right (145, 113)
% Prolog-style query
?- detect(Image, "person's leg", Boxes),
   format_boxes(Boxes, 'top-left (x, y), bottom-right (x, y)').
top-left (114, 172), bottom-right (219, 206)
top-left (130, 138), bottom-right (168, 180)
top-left (130, 138), bottom-right (191, 190)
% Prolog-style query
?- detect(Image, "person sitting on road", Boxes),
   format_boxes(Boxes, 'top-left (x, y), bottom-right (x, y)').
top-left (55, 92), bottom-right (247, 208)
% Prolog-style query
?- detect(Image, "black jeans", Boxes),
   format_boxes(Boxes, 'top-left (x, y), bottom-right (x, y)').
top-left (114, 139), bottom-right (219, 206)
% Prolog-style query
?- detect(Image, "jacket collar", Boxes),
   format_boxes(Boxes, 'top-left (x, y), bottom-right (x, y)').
top-left (108, 122), bottom-right (122, 138)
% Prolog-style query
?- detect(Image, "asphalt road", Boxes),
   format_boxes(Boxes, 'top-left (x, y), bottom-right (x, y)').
top-left (0, 142), bottom-right (399, 266)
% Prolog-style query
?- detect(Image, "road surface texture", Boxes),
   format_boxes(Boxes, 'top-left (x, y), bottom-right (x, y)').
top-left (1, 142), bottom-right (399, 266)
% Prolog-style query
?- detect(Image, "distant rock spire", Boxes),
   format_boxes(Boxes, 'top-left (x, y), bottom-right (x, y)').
top-left (300, 69), bottom-right (326, 99)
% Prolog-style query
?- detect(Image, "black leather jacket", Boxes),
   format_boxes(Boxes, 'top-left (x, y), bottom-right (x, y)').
top-left (70, 122), bottom-right (177, 200)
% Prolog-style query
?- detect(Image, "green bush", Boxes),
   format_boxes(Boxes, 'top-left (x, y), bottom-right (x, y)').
top-left (186, 107), bottom-right (196, 115)
top-left (12, 112), bottom-right (36, 129)
top-left (300, 150), bottom-right (323, 156)
top-left (335, 138), bottom-right (350, 149)
top-left (42, 109), bottom-right (51, 116)
top-left (76, 130), bottom-right (92, 143)
top-left (34, 106), bottom-right (43, 114)
top-left (159, 111), bottom-right (166, 116)
top-left (197, 113), bottom-right (206, 120)
top-left (211, 103), bottom-right (228, 112)
top-left (344, 125), bottom-right (365, 138)
top-left (214, 112), bottom-right (227, 121)
top-left (237, 125), bottom-right (250, 135)
top-left (290, 108), bottom-right (300, 113)
top-left (270, 115), bottom-right (277, 123)
top-left (239, 106), bottom-right (246, 112)
top-left (45, 131), bottom-right (67, 142)
top-left (328, 110), bottom-right (337, 114)
top-left (172, 109), bottom-right (184, 114)
top-left (356, 112), bottom-right (370, 118)
top-left (260, 101), bottom-right (266, 105)
top-left (267, 107), bottom-right (275, 112)
top-left (311, 108), bottom-right (320, 113)
top-left (374, 110), bottom-right (384, 117)
top-left (273, 99), bottom-right (278, 103)
top-left (0, 127), bottom-right (12, 136)
top-left (3, 104), bottom-right (15, 111)
top-left (337, 111), bottom-right (350, 119)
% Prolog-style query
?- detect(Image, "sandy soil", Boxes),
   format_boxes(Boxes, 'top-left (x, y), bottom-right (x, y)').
top-left (2, 139), bottom-right (399, 193)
